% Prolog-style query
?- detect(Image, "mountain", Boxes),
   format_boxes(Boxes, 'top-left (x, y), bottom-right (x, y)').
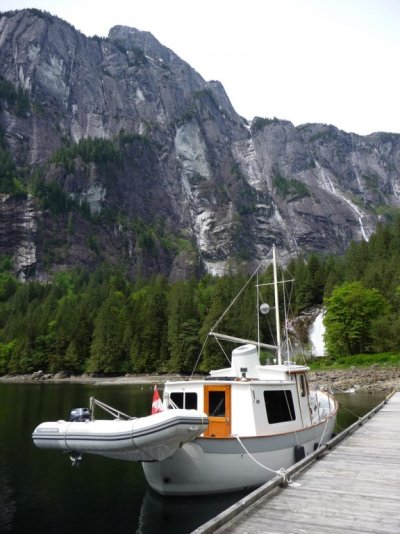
top-left (1, 8), bottom-right (400, 281)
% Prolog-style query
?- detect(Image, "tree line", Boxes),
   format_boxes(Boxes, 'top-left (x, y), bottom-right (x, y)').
top-left (1, 216), bottom-right (400, 375)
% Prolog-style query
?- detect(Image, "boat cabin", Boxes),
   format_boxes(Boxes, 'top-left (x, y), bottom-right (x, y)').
top-left (163, 344), bottom-right (318, 439)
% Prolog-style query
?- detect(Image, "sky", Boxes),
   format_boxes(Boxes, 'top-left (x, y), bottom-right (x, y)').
top-left (2, 0), bottom-right (400, 135)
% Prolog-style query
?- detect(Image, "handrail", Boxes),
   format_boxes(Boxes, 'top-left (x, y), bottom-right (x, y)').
top-left (89, 397), bottom-right (134, 420)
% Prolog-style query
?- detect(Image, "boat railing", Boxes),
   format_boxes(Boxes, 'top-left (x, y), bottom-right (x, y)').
top-left (89, 396), bottom-right (135, 420)
top-left (165, 395), bottom-right (180, 410)
top-left (309, 389), bottom-right (336, 423)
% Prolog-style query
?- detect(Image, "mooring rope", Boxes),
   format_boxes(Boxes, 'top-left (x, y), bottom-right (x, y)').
top-left (322, 400), bottom-right (362, 434)
top-left (233, 435), bottom-right (295, 486)
top-left (337, 400), bottom-right (362, 420)
top-left (317, 413), bottom-right (331, 449)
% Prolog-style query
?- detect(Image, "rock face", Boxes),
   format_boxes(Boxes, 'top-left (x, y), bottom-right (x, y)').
top-left (0, 194), bottom-right (39, 279)
top-left (1, 9), bottom-right (400, 280)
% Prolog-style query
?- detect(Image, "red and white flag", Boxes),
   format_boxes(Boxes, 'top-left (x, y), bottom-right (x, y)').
top-left (151, 384), bottom-right (163, 414)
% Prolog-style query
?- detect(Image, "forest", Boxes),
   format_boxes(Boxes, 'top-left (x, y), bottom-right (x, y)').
top-left (1, 217), bottom-right (400, 376)
top-left (0, 218), bottom-right (400, 375)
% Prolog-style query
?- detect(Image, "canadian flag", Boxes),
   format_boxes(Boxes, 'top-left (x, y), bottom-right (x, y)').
top-left (151, 384), bottom-right (163, 414)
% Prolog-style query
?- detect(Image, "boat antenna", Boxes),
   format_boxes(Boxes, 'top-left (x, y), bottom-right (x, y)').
top-left (273, 245), bottom-right (282, 365)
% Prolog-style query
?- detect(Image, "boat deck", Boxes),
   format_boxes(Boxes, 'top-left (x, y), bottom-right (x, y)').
top-left (193, 391), bottom-right (400, 533)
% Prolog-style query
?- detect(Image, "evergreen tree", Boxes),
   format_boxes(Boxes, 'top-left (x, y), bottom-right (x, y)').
top-left (0, 272), bottom-right (18, 301)
top-left (63, 341), bottom-right (82, 374)
top-left (344, 240), bottom-right (369, 281)
top-left (306, 254), bottom-right (326, 303)
top-left (128, 276), bottom-right (168, 373)
top-left (292, 258), bottom-right (314, 312)
top-left (166, 280), bottom-right (200, 373)
top-left (87, 290), bottom-right (129, 373)
top-left (0, 340), bottom-right (15, 374)
top-left (323, 255), bottom-right (344, 297)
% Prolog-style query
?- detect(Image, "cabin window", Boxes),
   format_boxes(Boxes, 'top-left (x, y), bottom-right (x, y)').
top-left (169, 392), bottom-right (198, 410)
top-left (263, 390), bottom-right (296, 423)
top-left (208, 391), bottom-right (225, 417)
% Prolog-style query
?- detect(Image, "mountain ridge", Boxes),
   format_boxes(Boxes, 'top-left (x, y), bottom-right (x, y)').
top-left (1, 9), bottom-right (400, 280)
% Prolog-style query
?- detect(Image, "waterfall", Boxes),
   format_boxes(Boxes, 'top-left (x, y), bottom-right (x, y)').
top-left (314, 158), bottom-right (370, 242)
top-left (309, 310), bottom-right (326, 357)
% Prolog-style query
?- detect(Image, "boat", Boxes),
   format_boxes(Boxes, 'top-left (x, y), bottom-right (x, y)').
top-left (142, 246), bottom-right (337, 495)
top-left (32, 398), bottom-right (208, 463)
top-left (32, 245), bottom-right (337, 495)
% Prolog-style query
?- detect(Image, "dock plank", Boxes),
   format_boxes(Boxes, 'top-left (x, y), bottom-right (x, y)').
top-left (194, 391), bottom-right (400, 534)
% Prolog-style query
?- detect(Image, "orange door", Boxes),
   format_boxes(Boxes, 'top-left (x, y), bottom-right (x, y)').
top-left (203, 385), bottom-right (231, 438)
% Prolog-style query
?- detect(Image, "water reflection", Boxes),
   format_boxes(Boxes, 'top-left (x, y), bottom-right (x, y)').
top-left (137, 488), bottom-right (248, 534)
top-left (0, 472), bottom-right (16, 533)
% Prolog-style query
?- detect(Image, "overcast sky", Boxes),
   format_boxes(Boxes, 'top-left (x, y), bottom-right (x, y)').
top-left (2, 0), bottom-right (399, 135)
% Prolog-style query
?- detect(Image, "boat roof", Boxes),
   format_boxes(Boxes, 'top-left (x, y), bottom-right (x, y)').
top-left (164, 363), bottom-right (310, 388)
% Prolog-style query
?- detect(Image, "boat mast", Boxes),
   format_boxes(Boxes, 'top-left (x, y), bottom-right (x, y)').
top-left (257, 270), bottom-right (260, 357)
top-left (273, 245), bottom-right (282, 365)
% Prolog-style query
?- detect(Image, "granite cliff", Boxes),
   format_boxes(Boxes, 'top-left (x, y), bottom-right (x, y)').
top-left (1, 9), bottom-right (400, 280)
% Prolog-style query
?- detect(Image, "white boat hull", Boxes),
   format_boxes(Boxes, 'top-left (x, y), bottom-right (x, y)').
top-left (32, 409), bottom-right (208, 462)
top-left (143, 414), bottom-right (336, 495)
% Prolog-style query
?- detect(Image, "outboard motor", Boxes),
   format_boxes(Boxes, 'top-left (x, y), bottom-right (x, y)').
top-left (69, 407), bottom-right (91, 422)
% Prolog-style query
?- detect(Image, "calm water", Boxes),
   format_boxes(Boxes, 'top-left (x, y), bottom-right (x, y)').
top-left (0, 383), bottom-right (386, 534)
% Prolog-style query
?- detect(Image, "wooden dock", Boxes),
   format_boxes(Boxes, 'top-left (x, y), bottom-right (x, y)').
top-left (194, 391), bottom-right (400, 534)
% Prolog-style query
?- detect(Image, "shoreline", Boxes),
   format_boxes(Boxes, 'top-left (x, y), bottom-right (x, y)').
top-left (309, 365), bottom-right (400, 394)
top-left (1, 366), bottom-right (399, 393)
top-left (0, 372), bottom-right (192, 386)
